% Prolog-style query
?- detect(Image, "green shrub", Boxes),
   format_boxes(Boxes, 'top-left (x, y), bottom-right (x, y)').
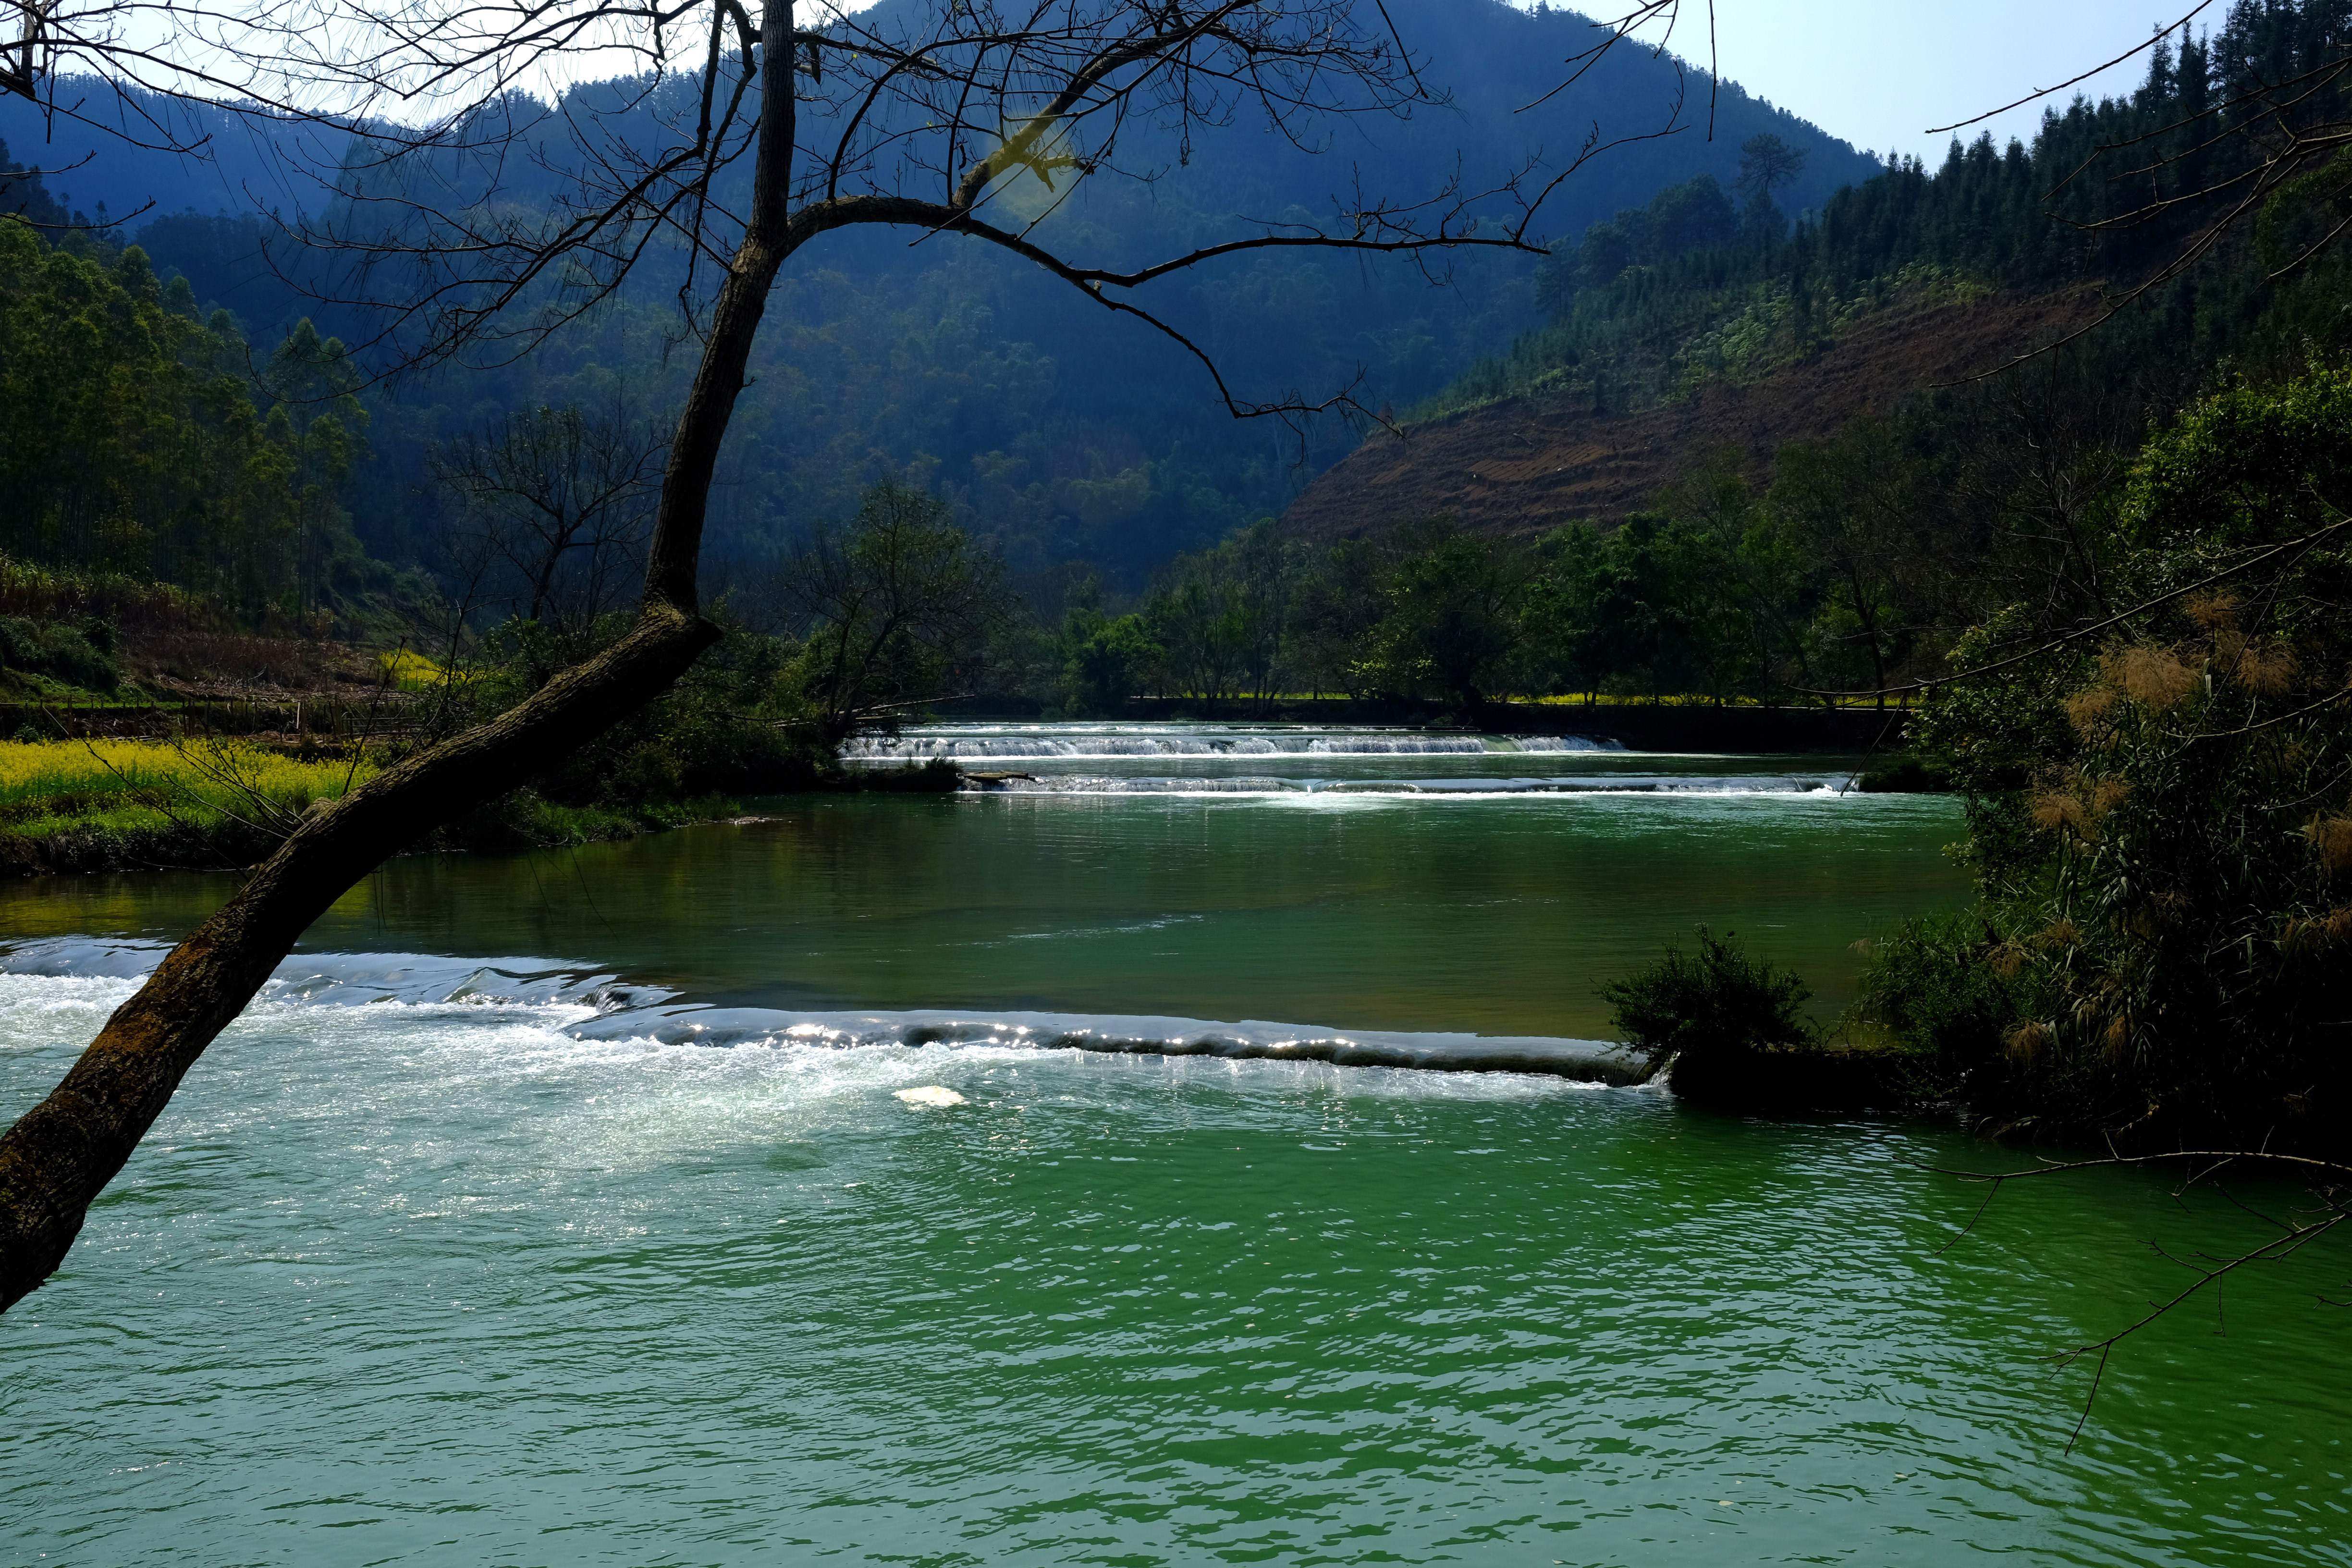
top-left (1603, 926), bottom-right (1816, 1064)
top-left (1601, 927), bottom-right (1828, 1108)
top-left (1603, 927), bottom-right (1934, 1113)
top-left (1854, 754), bottom-right (1953, 793)
top-left (0, 615), bottom-right (119, 691)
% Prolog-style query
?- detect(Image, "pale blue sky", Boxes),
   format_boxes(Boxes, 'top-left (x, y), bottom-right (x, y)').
top-left (1620, 0), bottom-right (2205, 161)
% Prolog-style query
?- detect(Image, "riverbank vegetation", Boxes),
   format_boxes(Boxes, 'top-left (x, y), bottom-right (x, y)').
top-left (1865, 362), bottom-right (2352, 1156)
top-left (1546, 2), bottom-right (2352, 1159)
top-left (1607, 361), bottom-right (2352, 1158)
top-left (1084, 482), bottom-right (1931, 716)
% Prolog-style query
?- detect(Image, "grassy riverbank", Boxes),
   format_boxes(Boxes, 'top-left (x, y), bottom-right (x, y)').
top-left (0, 738), bottom-right (959, 876)
top-left (0, 740), bottom-right (374, 874)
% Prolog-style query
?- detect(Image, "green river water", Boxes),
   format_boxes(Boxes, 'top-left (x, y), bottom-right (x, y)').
top-left (2, 724), bottom-right (2347, 1565)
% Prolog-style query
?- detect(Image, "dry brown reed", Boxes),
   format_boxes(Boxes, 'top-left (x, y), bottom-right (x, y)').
top-left (2182, 592), bottom-right (2240, 629)
top-left (2306, 815), bottom-right (2352, 875)
top-left (2030, 791), bottom-right (2084, 833)
top-left (2116, 645), bottom-right (2196, 709)
top-left (2004, 1019), bottom-right (2053, 1061)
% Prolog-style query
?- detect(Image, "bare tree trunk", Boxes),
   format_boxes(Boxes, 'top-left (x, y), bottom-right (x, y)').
top-left (0, 0), bottom-right (798, 1313)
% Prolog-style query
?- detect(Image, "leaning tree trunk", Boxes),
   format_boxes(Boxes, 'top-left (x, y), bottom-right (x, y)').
top-left (0, 3), bottom-right (798, 1314)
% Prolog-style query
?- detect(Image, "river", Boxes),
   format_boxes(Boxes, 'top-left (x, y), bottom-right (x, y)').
top-left (3, 723), bottom-right (2346, 1565)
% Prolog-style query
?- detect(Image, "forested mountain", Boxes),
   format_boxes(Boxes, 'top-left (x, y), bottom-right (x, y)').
top-left (1273, 0), bottom-right (2352, 709)
top-left (0, 166), bottom-right (388, 625)
top-left (1415, 0), bottom-right (2352, 426)
top-left (0, 0), bottom-right (1874, 588)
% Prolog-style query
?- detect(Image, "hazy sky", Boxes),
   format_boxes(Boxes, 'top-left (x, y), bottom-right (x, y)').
top-left (1618, 0), bottom-right (2205, 162)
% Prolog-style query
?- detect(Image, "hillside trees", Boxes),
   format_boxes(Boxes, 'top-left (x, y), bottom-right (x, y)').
top-left (1468, 0), bottom-right (2352, 428)
top-left (0, 0), bottom-right (1640, 1309)
top-left (1362, 519), bottom-right (1533, 713)
top-left (1735, 132), bottom-right (1804, 241)
top-left (1052, 588), bottom-right (1158, 717)
top-left (1142, 519), bottom-right (1303, 712)
top-left (1133, 483), bottom-right (1940, 715)
top-left (774, 481), bottom-right (1013, 742)
top-left (1141, 516), bottom-right (1540, 713)
top-left (0, 216), bottom-right (373, 620)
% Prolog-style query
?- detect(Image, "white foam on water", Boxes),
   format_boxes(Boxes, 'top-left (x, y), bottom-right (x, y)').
top-left (958, 773), bottom-right (1857, 797)
top-left (0, 941), bottom-right (1654, 1091)
top-left (840, 724), bottom-right (1624, 762)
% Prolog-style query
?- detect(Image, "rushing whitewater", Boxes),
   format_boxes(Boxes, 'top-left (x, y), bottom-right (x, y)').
top-left (836, 722), bottom-right (1864, 796)
top-left (839, 723), bottom-right (1625, 761)
top-left (0, 939), bottom-right (1653, 1083)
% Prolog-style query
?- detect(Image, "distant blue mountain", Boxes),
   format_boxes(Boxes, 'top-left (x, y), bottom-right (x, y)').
top-left (2, 0), bottom-right (1883, 578)
top-left (0, 86), bottom-right (334, 222)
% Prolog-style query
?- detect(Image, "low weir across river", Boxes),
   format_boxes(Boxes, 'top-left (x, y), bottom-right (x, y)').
top-left (3, 724), bottom-right (2345, 1566)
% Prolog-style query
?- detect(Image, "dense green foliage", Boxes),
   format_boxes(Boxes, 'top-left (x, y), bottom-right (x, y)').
top-left (1109, 464), bottom-right (1947, 714)
top-left (1855, 361), bottom-right (2352, 1152)
top-left (0, 193), bottom-right (382, 625)
top-left (1603, 926), bottom-right (1816, 1062)
top-left (0, 616), bottom-right (118, 691)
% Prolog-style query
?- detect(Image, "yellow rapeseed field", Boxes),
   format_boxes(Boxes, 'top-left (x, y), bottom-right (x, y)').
top-left (375, 649), bottom-right (470, 690)
top-left (0, 738), bottom-right (376, 833)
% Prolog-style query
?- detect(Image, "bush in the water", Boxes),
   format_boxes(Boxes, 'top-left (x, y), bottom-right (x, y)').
top-left (1601, 928), bottom-right (1838, 1106)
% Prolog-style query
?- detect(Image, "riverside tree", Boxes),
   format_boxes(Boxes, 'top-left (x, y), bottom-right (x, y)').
top-left (774, 480), bottom-right (1013, 742)
top-left (430, 400), bottom-right (669, 686)
top-left (0, 0), bottom-right (1710, 1307)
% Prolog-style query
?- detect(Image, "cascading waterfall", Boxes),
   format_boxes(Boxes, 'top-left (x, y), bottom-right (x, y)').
top-left (833, 723), bottom-right (1861, 796)
top-left (962, 773), bottom-right (1852, 795)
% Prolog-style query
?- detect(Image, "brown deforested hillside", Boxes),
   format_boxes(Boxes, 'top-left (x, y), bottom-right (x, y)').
top-left (1283, 287), bottom-right (2103, 540)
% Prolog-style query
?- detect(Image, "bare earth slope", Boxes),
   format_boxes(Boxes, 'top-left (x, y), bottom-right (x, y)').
top-left (1284, 289), bottom-right (2102, 539)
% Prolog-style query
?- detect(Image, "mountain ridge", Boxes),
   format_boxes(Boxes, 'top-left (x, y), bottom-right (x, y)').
top-left (2, 0), bottom-right (1882, 581)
